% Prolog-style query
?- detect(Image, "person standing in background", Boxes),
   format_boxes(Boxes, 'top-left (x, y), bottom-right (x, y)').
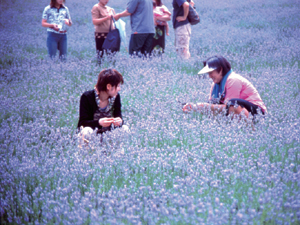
top-left (91, 0), bottom-right (116, 59)
top-left (172, 0), bottom-right (194, 59)
top-left (114, 0), bottom-right (155, 56)
top-left (152, 0), bottom-right (171, 54)
top-left (42, 0), bottom-right (72, 60)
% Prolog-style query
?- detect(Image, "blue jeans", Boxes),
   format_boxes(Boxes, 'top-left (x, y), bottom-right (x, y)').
top-left (47, 31), bottom-right (67, 59)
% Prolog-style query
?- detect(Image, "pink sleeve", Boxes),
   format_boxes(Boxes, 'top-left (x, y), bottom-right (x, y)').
top-left (224, 78), bottom-right (242, 103)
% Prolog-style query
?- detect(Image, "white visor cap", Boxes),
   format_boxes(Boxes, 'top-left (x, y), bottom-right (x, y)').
top-left (197, 64), bottom-right (217, 74)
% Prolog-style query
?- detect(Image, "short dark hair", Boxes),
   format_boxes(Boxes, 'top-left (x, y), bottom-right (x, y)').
top-left (203, 55), bottom-right (231, 77)
top-left (96, 69), bottom-right (124, 92)
top-left (50, 0), bottom-right (65, 8)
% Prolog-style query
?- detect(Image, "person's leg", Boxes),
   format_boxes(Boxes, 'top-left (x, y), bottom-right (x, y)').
top-left (226, 98), bottom-right (262, 117)
top-left (225, 99), bottom-right (261, 130)
top-left (228, 106), bottom-right (249, 117)
top-left (46, 31), bottom-right (58, 59)
top-left (165, 23), bottom-right (169, 36)
top-left (95, 32), bottom-right (107, 59)
top-left (175, 23), bottom-right (191, 59)
top-left (151, 25), bottom-right (165, 55)
top-left (141, 33), bottom-right (154, 56)
top-left (58, 34), bottom-right (67, 60)
top-left (78, 127), bottom-right (94, 148)
top-left (129, 34), bottom-right (147, 56)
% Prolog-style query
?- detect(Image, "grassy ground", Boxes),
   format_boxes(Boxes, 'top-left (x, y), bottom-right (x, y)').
top-left (0, 0), bottom-right (300, 224)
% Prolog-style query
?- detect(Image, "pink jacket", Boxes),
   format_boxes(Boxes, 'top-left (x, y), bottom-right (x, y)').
top-left (209, 72), bottom-right (267, 113)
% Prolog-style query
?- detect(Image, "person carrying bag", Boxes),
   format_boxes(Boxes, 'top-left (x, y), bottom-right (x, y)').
top-left (102, 16), bottom-right (121, 53)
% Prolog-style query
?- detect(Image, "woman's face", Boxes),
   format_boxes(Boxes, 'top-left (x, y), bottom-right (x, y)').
top-left (208, 69), bottom-right (223, 84)
top-left (107, 83), bottom-right (121, 97)
top-left (56, 0), bottom-right (64, 5)
top-left (99, 0), bottom-right (109, 6)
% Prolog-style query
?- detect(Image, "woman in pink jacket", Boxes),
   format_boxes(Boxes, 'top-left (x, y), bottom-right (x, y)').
top-left (183, 55), bottom-right (267, 118)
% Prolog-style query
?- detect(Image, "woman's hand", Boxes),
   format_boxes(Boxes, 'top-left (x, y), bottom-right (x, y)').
top-left (113, 117), bottom-right (123, 127)
top-left (64, 19), bottom-right (72, 26)
top-left (99, 118), bottom-right (114, 127)
top-left (51, 24), bottom-right (60, 31)
top-left (183, 103), bottom-right (194, 112)
top-left (176, 16), bottom-right (187, 22)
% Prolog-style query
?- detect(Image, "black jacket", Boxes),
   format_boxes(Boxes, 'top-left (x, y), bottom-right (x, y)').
top-left (77, 90), bottom-right (122, 132)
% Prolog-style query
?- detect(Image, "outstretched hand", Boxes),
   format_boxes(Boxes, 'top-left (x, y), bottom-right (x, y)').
top-left (183, 103), bottom-right (194, 112)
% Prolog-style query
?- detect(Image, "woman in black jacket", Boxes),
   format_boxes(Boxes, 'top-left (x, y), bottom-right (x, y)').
top-left (78, 68), bottom-right (124, 134)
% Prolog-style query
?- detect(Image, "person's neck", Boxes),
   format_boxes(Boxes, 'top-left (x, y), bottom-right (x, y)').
top-left (99, 91), bottom-right (109, 102)
top-left (55, 3), bottom-right (61, 9)
top-left (99, 2), bottom-right (106, 7)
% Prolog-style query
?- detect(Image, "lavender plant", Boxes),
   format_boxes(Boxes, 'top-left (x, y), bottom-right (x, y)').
top-left (0, 0), bottom-right (299, 224)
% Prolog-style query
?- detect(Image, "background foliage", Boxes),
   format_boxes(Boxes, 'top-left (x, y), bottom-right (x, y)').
top-left (0, 0), bottom-right (300, 224)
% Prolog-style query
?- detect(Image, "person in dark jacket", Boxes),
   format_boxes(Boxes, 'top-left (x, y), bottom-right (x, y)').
top-left (78, 68), bottom-right (124, 135)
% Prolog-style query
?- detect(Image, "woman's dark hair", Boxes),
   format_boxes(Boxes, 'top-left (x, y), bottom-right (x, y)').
top-left (155, 0), bottom-right (163, 7)
top-left (50, 0), bottom-right (65, 8)
top-left (203, 55), bottom-right (231, 77)
top-left (96, 69), bottom-right (124, 92)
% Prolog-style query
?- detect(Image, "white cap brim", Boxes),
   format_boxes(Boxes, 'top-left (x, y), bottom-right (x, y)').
top-left (197, 65), bottom-right (217, 74)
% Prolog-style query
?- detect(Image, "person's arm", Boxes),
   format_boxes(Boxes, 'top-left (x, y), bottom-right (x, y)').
top-left (176, 1), bottom-right (189, 22)
top-left (183, 83), bottom-right (225, 114)
top-left (155, 12), bottom-right (171, 22)
top-left (112, 94), bottom-right (123, 126)
top-left (91, 5), bottom-right (111, 25)
top-left (183, 102), bottom-right (226, 116)
top-left (65, 8), bottom-right (72, 26)
top-left (156, 5), bottom-right (171, 21)
top-left (41, 19), bottom-right (59, 31)
top-left (64, 19), bottom-right (72, 26)
top-left (78, 94), bottom-right (102, 130)
top-left (92, 16), bottom-right (111, 25)
top-left (114, 9), bottom-right (131, 21)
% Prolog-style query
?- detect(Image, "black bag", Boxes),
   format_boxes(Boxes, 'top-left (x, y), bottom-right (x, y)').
top-left (187, 2), bottom-right (200, 25)
top-left (102, 16), bottom-right (121, 53)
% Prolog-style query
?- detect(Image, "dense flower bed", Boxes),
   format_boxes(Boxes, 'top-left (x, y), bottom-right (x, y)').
top-left (0, 0), bottom-right (299, 224)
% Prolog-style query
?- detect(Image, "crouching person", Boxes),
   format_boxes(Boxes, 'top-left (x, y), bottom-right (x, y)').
top-left (77, 68), bottom-right (128, 150)
top-left (183, 55), bottom-right (267, 122)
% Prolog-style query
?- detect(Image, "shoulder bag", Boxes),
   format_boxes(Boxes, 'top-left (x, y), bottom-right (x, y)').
top-left (102, 16), bottom-right (121, 53)
top-left (187, 1), bottom-right (200, 25)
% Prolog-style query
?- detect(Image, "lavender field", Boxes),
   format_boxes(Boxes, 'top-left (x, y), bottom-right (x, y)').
top-left (0, 0), bottom-right (300, 224)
